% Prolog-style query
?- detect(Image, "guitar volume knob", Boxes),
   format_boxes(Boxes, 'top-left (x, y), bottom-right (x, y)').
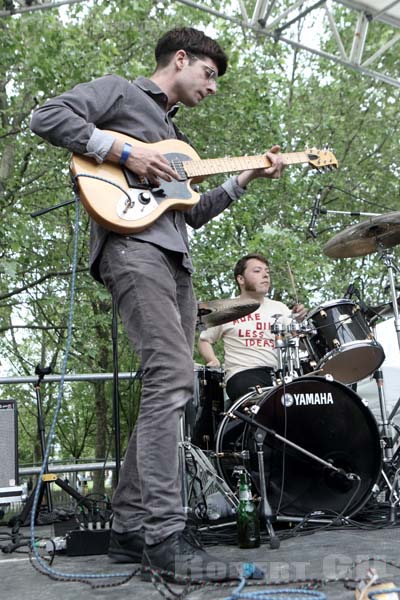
top-left (138, 191), bottom-right (152, 205)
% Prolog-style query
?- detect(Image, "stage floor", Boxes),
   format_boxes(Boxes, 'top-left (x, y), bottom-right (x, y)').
top-left (1, 516), bottom-right (400, 600)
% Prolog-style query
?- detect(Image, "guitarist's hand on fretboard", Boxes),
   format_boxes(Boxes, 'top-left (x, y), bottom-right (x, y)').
top-left (237, 145), bottom-right (285, 188)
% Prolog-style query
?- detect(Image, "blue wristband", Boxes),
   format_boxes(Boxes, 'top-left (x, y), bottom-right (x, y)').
top-left (119, 142), bottom-right (132, 166)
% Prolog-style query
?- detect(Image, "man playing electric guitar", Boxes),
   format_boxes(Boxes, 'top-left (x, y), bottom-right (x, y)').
top-left (30, 27), bottom-right (285, 582)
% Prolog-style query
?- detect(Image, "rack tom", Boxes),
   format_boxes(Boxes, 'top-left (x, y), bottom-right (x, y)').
top-left (304, 299), bottom-right (384, 384)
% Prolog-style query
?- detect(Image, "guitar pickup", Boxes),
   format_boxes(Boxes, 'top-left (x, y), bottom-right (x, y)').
top-left (122, 166), bottom-right (151, 190)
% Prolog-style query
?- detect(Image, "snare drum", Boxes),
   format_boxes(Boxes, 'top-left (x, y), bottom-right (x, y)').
top-left (304, 299), bottom-right (385, 384)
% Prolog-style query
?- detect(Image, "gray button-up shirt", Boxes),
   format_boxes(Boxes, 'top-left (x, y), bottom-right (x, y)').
top-left (31, 74), bottom-right (246, 282)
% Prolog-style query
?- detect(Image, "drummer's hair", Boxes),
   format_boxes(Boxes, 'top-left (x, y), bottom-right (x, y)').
top-left (234, 253), bottom-right (269, 288)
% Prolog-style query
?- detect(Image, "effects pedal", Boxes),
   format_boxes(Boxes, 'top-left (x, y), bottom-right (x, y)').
top-left (66, 528), bottom-right (111, 556)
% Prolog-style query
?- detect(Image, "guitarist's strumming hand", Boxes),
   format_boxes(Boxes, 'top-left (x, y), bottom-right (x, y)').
top-left (237, 145), bottom-right (285, 188)
top-left (108, 138), bottom-right (180, 187)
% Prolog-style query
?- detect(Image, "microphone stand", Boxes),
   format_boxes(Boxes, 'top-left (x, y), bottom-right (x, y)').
top-left (319, 209), bottom-right (382, 218)
top-left (254, 427), bottom-right (280, 549)
top-left (31, 199), bottom-right (76, 218)
top-left (230, 409), bottom-right (352, 474)
top-left (307, 184), bottom-right (382, 239)
top-left (33, 365), bottom-right (54, 514)
top-left (8, 366), bottom-right (91, 533)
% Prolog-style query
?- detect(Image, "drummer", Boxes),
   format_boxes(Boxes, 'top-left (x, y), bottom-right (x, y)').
top-left (198, 253), bottom-right (307, 401)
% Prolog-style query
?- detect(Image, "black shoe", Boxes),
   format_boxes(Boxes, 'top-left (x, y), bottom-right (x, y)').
top-left (141, 528), bottom-right (239, 584)
top-left (108, 528), bottom-right (144, 563)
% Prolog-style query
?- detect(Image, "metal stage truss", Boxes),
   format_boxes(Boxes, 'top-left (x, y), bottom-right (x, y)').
top-left (2, 1), bottom-right (400, 87)
top-left (177, 0), bottom-right (400, 88)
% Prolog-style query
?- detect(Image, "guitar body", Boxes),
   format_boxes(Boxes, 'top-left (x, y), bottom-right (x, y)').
top-left (70, 132), bottom-right (201, 234)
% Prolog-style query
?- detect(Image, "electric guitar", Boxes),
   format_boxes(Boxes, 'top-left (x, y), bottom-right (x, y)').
top-left (70, 130), bottom-right (338, 234)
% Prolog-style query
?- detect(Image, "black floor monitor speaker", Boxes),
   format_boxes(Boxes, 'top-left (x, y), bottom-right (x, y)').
top-left (0, 400), bottom-right (18, 488)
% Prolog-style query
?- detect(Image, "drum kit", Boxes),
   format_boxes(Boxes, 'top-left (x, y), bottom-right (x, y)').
top-left (181, 213), bottom-right (400, 536)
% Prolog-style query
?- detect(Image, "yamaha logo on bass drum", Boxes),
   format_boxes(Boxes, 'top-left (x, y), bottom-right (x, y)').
top-left (281, 392), bottom-right (334, 407)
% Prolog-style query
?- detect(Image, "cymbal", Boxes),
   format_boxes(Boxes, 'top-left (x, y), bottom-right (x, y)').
top-left (324, 212), bottom-right (400, 258)
top-left (197, 298), bottom-right (260, 328)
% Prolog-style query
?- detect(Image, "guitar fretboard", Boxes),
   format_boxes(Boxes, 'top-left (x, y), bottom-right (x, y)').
top-left (183, 152), bottom-right (310, 178)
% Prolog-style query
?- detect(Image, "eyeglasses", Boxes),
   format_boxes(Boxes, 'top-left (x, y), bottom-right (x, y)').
top-left (187, 53), bottom-right (218, 82)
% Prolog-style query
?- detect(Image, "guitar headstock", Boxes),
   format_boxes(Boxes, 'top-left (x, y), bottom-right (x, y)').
top-left (306, 148), bottom-right (338, 172)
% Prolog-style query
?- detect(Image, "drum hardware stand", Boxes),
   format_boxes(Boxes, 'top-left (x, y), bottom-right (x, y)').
top-left (254, 427), bottom-right (280, 549)
top-left (346, 279), bottom-right (399, 466)
top-left (271, 318), bottom-right (304, 381)
top-left (378, 247), bottom-right (400, 351)
top-left (286, 319), bottom-right (303, 376)
top-left (372, 246), bottom-right (400, 502)
top-left (372, 367), bottom-right (400, 506)
top-left (388, 397), bottom-right (400, 448)
top-left (373, 368), bottom-right (394, 463)
top-left (271, 318), bottom-right (285, 380)
top-left (178, 416), bottom-right (238, 521)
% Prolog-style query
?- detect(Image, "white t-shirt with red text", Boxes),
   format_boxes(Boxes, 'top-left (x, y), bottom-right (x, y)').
top-left (199, 297), bottom-right (291, 382)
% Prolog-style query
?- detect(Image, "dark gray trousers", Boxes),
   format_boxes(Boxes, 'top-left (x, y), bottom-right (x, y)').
top-left (99, 235), bottom-right (197, 544)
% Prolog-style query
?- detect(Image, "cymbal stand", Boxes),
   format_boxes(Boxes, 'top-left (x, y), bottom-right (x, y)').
top-left (376, 247), bottom-right (400, 450)
top-left (372, 366), bottom-right (394, 463)
top-left (369, 247), bottom-right (400, 507)
top-left (378, 247), bottom-right (400, 351)
top-left (364, 312), bottom-right (395, 464)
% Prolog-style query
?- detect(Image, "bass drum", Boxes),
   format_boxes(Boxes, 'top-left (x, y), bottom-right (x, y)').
top-left (215, 376), bottom-right (381, 519)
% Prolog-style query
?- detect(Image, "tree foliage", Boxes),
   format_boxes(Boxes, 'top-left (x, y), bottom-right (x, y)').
top-left (0, 0), bottom-right (399, 474)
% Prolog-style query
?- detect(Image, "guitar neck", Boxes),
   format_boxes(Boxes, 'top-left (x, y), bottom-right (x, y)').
top-left (184, 151), bottom-right (311, 178)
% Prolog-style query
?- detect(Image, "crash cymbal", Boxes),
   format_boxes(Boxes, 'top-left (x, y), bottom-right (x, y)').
top-left (197, 298), bottom-right (260, 328)
top-left (324, 212), bottom-right (400, 258)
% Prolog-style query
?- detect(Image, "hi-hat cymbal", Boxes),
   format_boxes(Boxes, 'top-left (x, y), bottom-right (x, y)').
top-left (324, 212), bottom-right (400, 258)
top-left (197, 298), bottom-right (260, 328)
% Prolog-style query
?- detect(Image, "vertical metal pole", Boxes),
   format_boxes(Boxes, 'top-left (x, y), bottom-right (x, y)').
top-left (34, 376), bottom-right (53, 512)
top-left (386, 257), bottom-right (400, 351)
top-left (178, 416), bottom-right (189, 513)
top-left (112, 298), bottom-right (121, 482)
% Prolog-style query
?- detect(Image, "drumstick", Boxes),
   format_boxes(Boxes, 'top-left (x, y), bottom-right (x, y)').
top-left (287, 261), bottom-right (299, 306)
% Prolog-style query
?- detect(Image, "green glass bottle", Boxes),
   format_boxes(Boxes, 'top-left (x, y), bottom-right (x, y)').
top-left (236, 471), bottom-right (260, 549)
